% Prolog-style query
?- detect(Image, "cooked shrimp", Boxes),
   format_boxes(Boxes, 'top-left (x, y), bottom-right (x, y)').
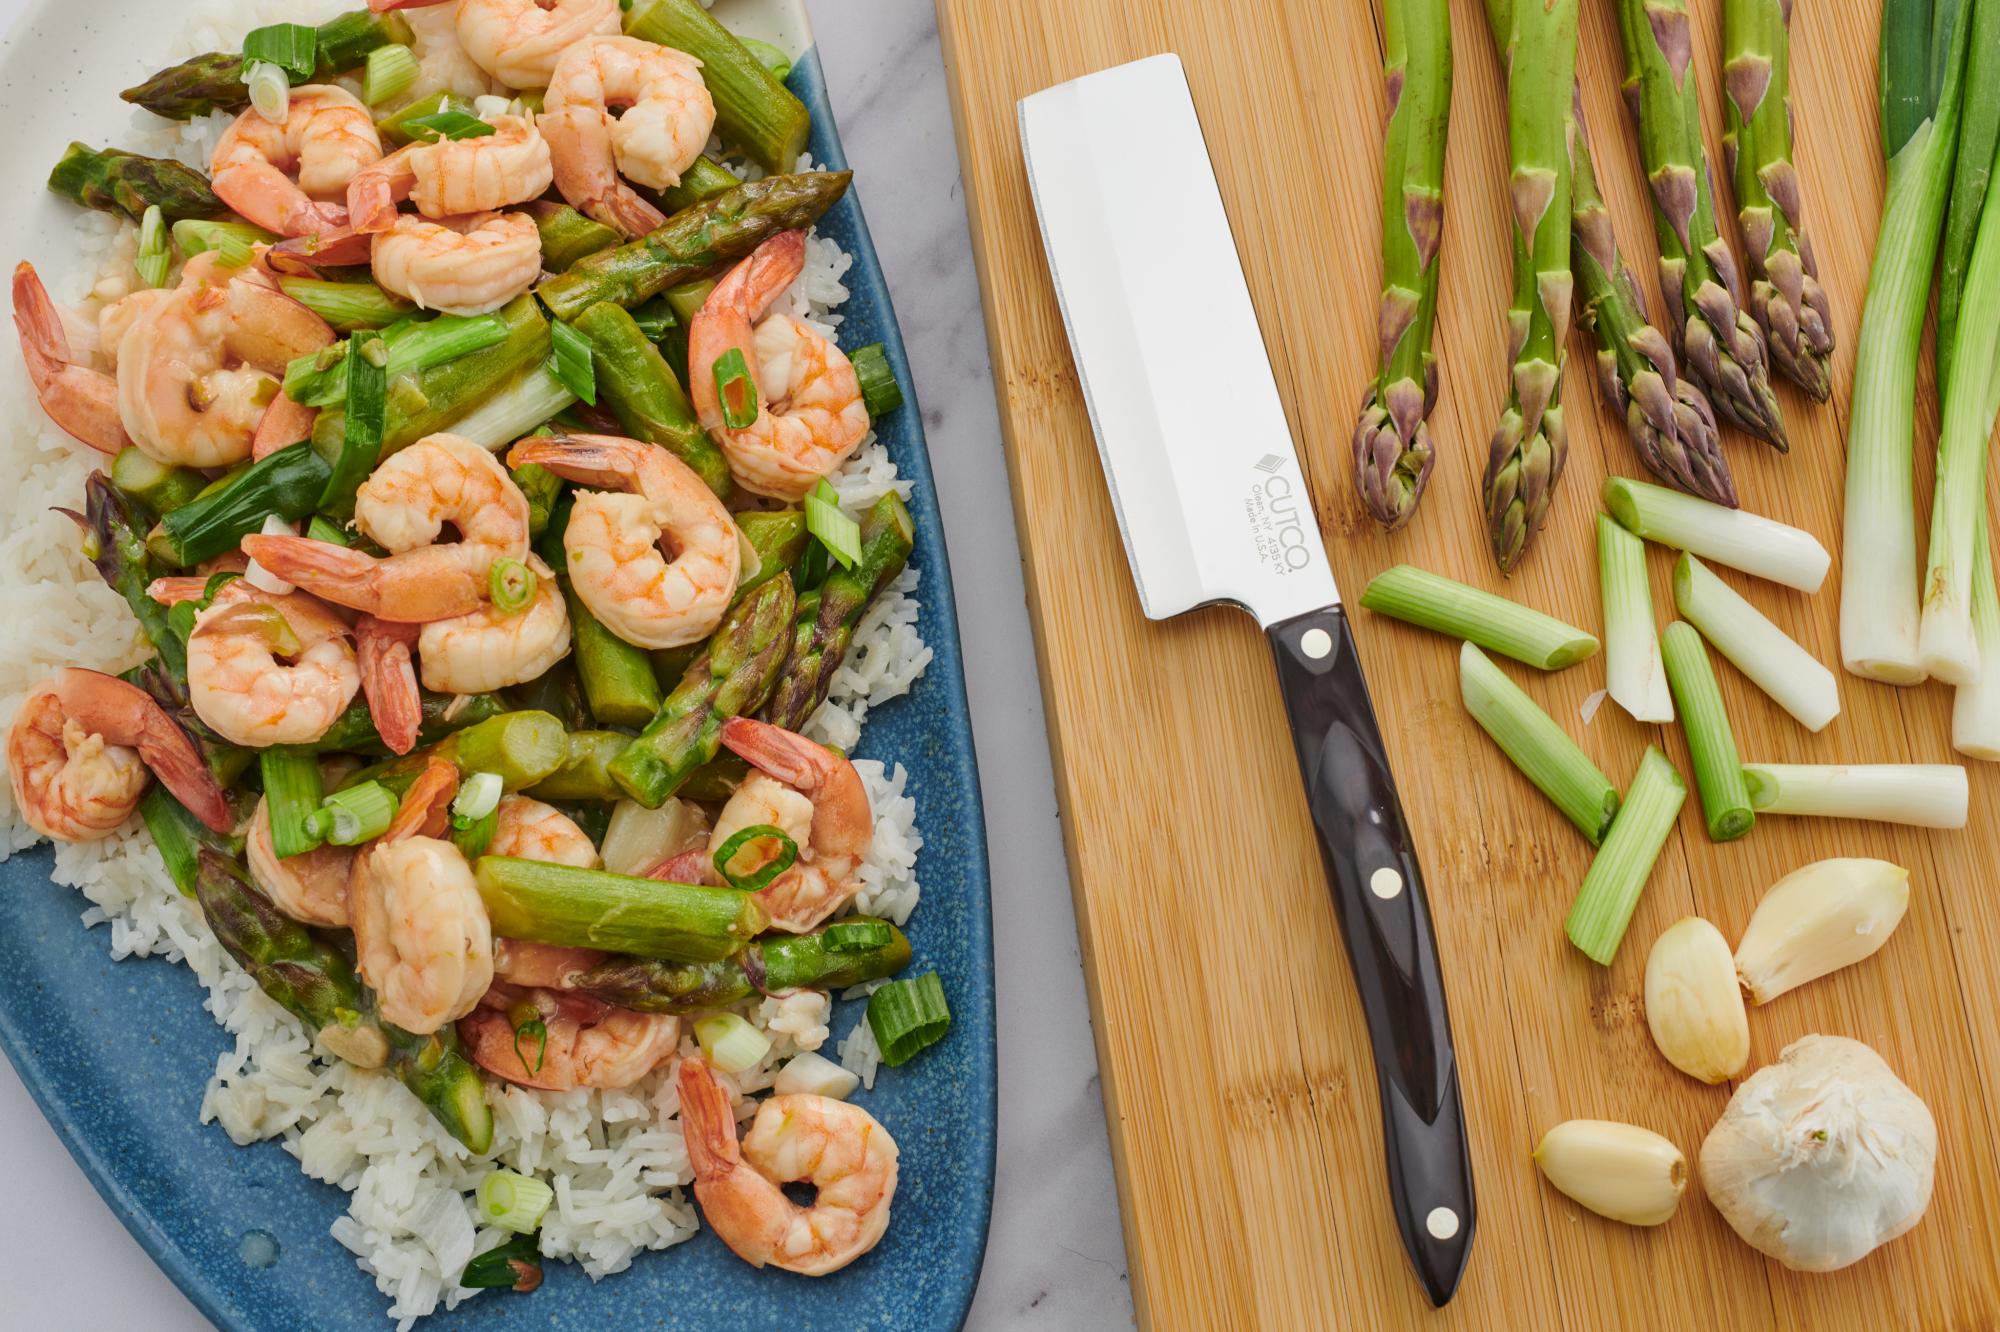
top-left (348, 115), bottom-right (552, 232)
top-left (460, 984), bottom-right (677, 1090)
top-left (493, 938), bottom-right (606, 987)
top-left (540, 35), bottom-right (714, 235)
top-left (456, 0), bottom-right (623, 89)
top-left (395, 1), bottom-right (507, 107)
top-left (187, 581), bottom-right (361, 747)
top-left (246, 795), bottom-right (356, 928)
top-left (356, 615), bottom-right (422, 755)
top-left (244, 432), bottom-right (530, 621)
top-left (491, 793), bottom-right (597, 865)
top-left (507, 433), bottom-right (740, 649)
top-left (678, 1055), bottom-right (898, 1275)
top-left (116, 272), bottom-right (336, 468)
top-left (690, 231), bottom-right (869, 501)
top-left (417, 554), bottom-right (570, 693)
top-left (12, 262), bottom-right (129, 453)
top-left (371, 211), bottom-right (543, 316)
top-left (210, 86), bottom-right (383, 237)
top-left (6, 669), bottom-right (232, 843)
top-left (351, 835), bottom-right (492, 1034)
top-left (709, 716), bottom-right (871, 932)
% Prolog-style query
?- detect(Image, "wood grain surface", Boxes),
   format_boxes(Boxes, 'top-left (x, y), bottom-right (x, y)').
top-left (934, 0), bottom-right (2000, 1326)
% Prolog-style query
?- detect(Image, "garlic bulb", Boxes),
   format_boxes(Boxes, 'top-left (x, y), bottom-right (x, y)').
top-left (1700, 1035), bottom-right (1936, 1271)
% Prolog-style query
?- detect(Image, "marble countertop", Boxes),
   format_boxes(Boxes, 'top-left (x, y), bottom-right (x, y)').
top-left (0, 0), bottom-right (1135, 1326)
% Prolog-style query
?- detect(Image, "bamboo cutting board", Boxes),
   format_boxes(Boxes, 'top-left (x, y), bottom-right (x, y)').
top-left (935, 0), bottom-right (2000, 1327)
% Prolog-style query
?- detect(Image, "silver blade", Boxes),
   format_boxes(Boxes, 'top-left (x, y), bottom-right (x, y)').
top-left (1019, 53), bottom-right (1338, 628)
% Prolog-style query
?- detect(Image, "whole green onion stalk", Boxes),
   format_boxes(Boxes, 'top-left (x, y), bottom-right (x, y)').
top-left (1352, 0), bottom-right (1451, 530)
top-left (1841, 0), bottom-right (1974, 684)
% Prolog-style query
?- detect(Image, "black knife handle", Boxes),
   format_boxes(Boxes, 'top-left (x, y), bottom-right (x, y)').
top-left (1267, 603), bottom-right (1474, 1307)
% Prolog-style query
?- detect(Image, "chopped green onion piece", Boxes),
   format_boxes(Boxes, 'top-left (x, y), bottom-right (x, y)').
top-left (226, 602), bottom-right (302, 657)
top-left (243, 23), bottom-right (318, 80)
top-left (135, 205), bottom-right (170, 289)
top-left (459, 1231), bottom-right (542, 1291)
top-left (849, 343), bottom-right (902, 417)
top-left (489, 557), bottom-right (537, 613)
top-left (138, 786), bottom-right (202, 897)
top-left (629, 295), bottom-right (677, 342)
top-left (476, 1171), bottom-right (554, 1235)
top-left (1598, 514), bottom-right (1673, 724)
top-left (362, 42), bottom-right (421, 107)
top-left (867, 973), bottom-right (951, 1066)
top-left (1740, 763), bottom-right (1969, 829)
top-left (172, 218), bottom-right (277, 260)
top-left (1563, 747), bottom-right (1687, 965)
top-left (1458, 642), bottom-right (1619, 845)
top-left (403, 109), bottom-right (497, 141)
top-left (805, 478), bottom-right (862, 570)
top-left (1358, 564), bottom-right (1598, 669)
top-left (711, 822), bottom-right (799, 891)
top-left (547, 319), bottom-right (597, 406)
top-left (712, 346), bottom-right (757, 428)
top-left (695, 1012), bottom-right (772, 1074)
top-left (454, 771), bottom-right (504, 822)
top-left (306, 515), bottom-right (351, 546)
top-left (738, 36), bottom-right (793, 82)
top-left (823, 919), bottom-right (894, 954)
top-left (1674, 554), bottom-right (1839, 733)
top-left (453, 807), bottom-right (498, 859)
top-left (277, 277), bottom-right (414, 333)
top-left (508, 997), bottom-right (550, 1073)
top-left (1659, 622), bottom-right (1754, 841)
top-left (261, 747), bottom-right (326, 859)
top-left (243, 60), bottom-right (291, 122)
top-left (320, 327), bottom-right (387, 513)
top-left (1603, 476), bottom-right (1830, 593)
top-left (312, 780), bottom-right (398, 846)
top-left (167, 600), bottom-right (199, 643)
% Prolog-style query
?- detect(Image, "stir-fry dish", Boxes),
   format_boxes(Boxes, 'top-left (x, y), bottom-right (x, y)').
top-left (0, 0), bottom-right (946, 1317)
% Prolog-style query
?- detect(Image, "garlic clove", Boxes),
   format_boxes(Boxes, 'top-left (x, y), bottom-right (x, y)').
top-left (1532, 1119), bottom-right (1688, 1226)
top-left (1644, 917), bottom-right (1750, 1083)
top-left (1734, 858), bottom-right (1910, 1005)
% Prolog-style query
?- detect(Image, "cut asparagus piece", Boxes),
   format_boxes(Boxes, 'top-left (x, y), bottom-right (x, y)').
top-left (1459, 642), bottom-right (1619, 843)
top-left (474, 856), bottom-right (766, 961)
top-left (1659, 621), bottom-right (1753, 841)
top-left (1352, 0), bottom-right (1452, 529)
top-left (344, 711), bottom-right (568, 796)
top-left (622, 0), bottom-right (810, 173)
top-left (573, 301), bottom-right (733, 499)
top-left (528, 200), bottom-right (622, 273)
top-left (765, 494), bottom-right (915, 729)
top-left (1599, 515), bottom-right (1672, 724)
top-left (1722, 0), bottom-right (1832, 399)
top-left (1565, 747), bottom-right (1686, 965)
top-left (1742, 763), bottom-right (1969, 828)
top-left (1674, 554), bottom-right (1838, 732)
top-left (1359, 564), bottom-right (1597, 668)
top-left (577, 920), bottom-right (913, 1013)
top-left (1603, 476), bottom-right (1829, 592)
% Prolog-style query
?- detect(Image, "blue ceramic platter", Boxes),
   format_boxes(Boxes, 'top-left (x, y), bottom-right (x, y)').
top-left (0, 15), bottom-right (995, 1330)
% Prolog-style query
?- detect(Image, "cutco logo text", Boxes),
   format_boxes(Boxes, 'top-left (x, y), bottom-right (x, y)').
top-left (1244, 455), bottom-right (1312, 574)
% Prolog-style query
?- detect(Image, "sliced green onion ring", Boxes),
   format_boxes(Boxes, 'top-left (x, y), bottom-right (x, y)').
top-left (362, 43), bottom-right (420, 107)
top-left (694, 1012), bottom-right (771, 1073)
top-left (710, 823), bottom-right (799, 891)
top-left (712, 347), bottom-right (758, 429)
top-left (135, 205), bottom-right (170, 289)
top-left (866, 973), bottom-right (951, 1066)
top-left (476, 1170), bottom-right (554, 1235)
top-left (454, 771), bottom-right (504, 822)
top-left (823, 919), bottom-right (893, 953)
top-left (243, 60), bottom-right (291, 122)
top-left (805, 478), bottom-right (862, 570)
top-left (489, 557), bottom-right (537, 613)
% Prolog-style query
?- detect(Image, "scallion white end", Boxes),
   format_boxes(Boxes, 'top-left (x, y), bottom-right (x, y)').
top-left (773, 1051), bottom-right (860, 1100)
top-left (1603, 477), bottom-right (1830, 593)
top-left (1742, 763), bottom-right (1968, 829)
top-left (475, 1170), bottom-right (553, 1234)
top-left (1953, 515), bottom-right (2000, 759)
top-left (695, 1013), bottom-right (771, 1074)
top-left (243, 514), bottom-right (298, 595)
top-left (1674, 554), bottom-right (1839, 732)
top-left (1598, 515), bottom-right (1673, 724)
top-left (448, 366), bottom-right (575, 450)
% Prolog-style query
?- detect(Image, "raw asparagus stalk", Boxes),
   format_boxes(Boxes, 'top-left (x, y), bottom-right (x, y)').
top-left (579, 920), bottom-right (913, 1013)
top-left (46, 144), bottom-right (222, 223)
top-left (537, 172), bottom-right (853, 322)
top-left (1351, 0), bottom-right (1451, 530)
top-left (1359, 563), bottom-right (1597, 668)
top-left (1570, 89), bottom-right (1735, 507)
top-left (1842, 0), bottom-right (1975, 683)
top-left (523, 730), bottom-right (630, 802)
top-left (1459, 642), bottom-right (1619, 843)
top-left (474, 856), bottom-right (767, 961)
top-left (1659, 621), bottom-right (1754, 840)
top-left (1615, 0), bottom-right (1786, 447)
top-left (146, 442), bottom-right (331, 568)
top-left (608, 574), bottom-right (796, 807)
top-left (1564, 747), bottom-right (1687, 964)
top-left (623, 0), bottom-right (810, 173)
top-left (765, 494), bottom-right (914, 729)
top-left (573, 301), bottom-right (734, 498)
top-left (526, 201), bottom-right (621, 274)
top-left (120, 10), bottom-right (412, 119)
top-left (1722, 0), bottom-right (1832, 399)
top-left (1481, 0), bottom-right (1579, 572)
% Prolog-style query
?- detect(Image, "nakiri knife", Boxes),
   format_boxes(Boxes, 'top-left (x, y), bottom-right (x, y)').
top-left (1018, 53), bottom-right (1475, 1306)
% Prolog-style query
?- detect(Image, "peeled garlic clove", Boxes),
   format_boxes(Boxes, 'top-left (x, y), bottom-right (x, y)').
top-left (1532, 1119), bottom-right (1687, 1226)
top-left (1734, 858), bottom-right (1910, 1005)
top-left (1644, 917), bottom-right (1750, 1083)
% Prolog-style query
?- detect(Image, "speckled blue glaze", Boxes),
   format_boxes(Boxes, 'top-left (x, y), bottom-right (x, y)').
top-left (0, 48), bottom-right (995, 1331)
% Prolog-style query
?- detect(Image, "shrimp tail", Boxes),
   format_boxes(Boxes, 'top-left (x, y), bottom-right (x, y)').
top-left (371, 0), bottom-right (454, 10)
top-left (266, 225), bottom-right (377, 275)
top-left (711, 229), bottom-right (808, 324)
top-left (506, 432), bottom-right (647, 490)
top-left (677, 1055), bottom-right (748, 1178)
top-left (357, 615), bottom-right (422, 755)
top-left (385, 756), bottom-right (458, 841)
top-left (55, 668), bottom-right (233, 833)
top-left (241, 534), bottom-right (488, 622)
top-left (646, 846), bottom-right (715, 884)
top-left (718, 716), bottom-right (828, 790)
top-left (12, 262), bottom-right (130, 455)
top-left (145, 576), bottom-right (214, 606)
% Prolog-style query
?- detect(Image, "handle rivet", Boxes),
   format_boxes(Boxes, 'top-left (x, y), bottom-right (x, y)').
top-left (1369, 866), bottom-right (1404, 899)
top-left (1425, 1207), bottom-right (1460, 1241)
top-left (1300, 627), bottom-right (1332, 659)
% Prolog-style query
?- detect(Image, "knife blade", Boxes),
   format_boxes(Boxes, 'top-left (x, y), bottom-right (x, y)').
top-left (1019, 52), bottom-right (1475, 1306)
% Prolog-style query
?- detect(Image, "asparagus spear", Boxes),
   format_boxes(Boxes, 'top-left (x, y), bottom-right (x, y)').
top-left (526, 201), bottom-right (621, 274)
top-left (192, 849), bottom-right (492, 1151)
top-left (523, 730), bottom-right (630, 801)
top-left (1615, 0), bottom-right (1786, 447)
top-left (1570, 90), bottom-right (1736, 508)
top-left (110, 448), bottom-right (206, 517)
top-left (146, 441), bottom-right (331, 568)
top-left (572, 301), bottom-right (734, 498)
top-left (623, 0), bottom-right (810, 173)
top-left (474, 857), bottom-right (767, 961)
top-left (537, 172), bottom-right (853, 322)
top-left (1722, 0), bottom-right (1833, 400)
top-left (342, 711), bottom-right (568, 796)
top-left (1352, 0), bottom-right (1451, 530)
top-left (608, 574), bottom-right (796, 807)
top-left (78, 473), bottom-right (184, 679)
top-left (578, 920), bottom-right (913, 1013)
top-left (765, 494), bottom-right (914, 730)
top-left (46, 144), bottom-right (222, 223)
top-left (120, 10), bottom-right (412, 120)
top-left (1481, 0), bottom-right (1579, 572)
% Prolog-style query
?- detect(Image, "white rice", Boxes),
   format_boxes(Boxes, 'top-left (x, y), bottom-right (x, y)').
top-left (0, 7), bottom-right (933, 1324)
